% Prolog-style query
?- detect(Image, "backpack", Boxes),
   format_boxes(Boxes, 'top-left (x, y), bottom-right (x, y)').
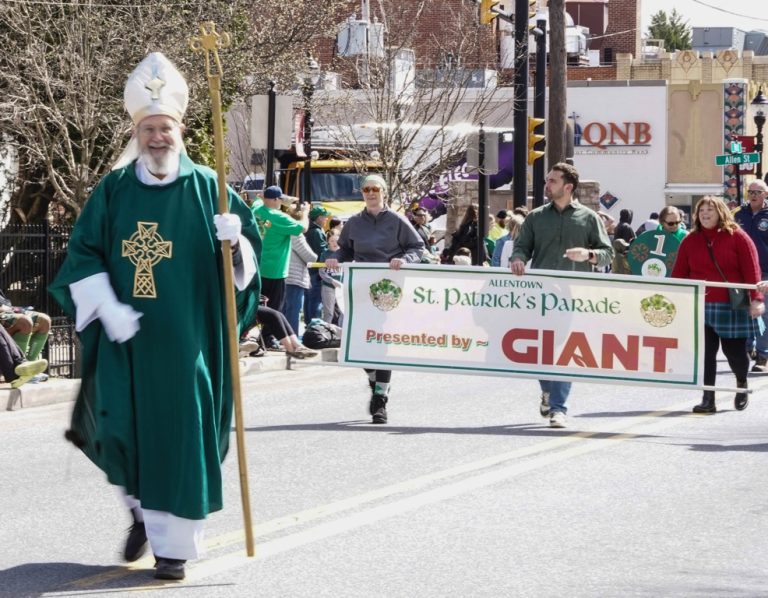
top-left (302, 319), bottom-right (342, 349)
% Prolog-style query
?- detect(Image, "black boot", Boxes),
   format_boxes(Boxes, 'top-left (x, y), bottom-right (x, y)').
top-left (735, 379), bottom-right (749, 411)
top-left (693, 391), bottom-right (716, 414)
top-left (124, 507), bottom-right (147, 562)
top-left (370, 394), bottom-right (388, 424)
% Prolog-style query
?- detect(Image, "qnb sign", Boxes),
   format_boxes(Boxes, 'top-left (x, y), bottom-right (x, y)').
top-left (575, 121), bottom-right (652, 153)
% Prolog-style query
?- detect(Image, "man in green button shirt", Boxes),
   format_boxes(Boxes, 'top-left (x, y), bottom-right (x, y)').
top-left (510, 163), bottom-right (613, 428)
top-left (252, 185), bottom-right (309, 311)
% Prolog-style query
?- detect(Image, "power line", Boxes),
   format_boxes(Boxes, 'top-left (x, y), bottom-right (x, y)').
top-left (691, 0), bottom-right (768, 23)
top-left (589, 27), bottom-right (641, 42)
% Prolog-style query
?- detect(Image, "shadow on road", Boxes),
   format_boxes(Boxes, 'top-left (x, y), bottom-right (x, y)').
top-left (0, 562), bottom-right (114, 598)
top-left (244, 420), bottom-right (666, 441)
top-left (577, 410), bottom-right (688, 418)
top-left (685, 442), bottom-right (768, 453)
top-left (0, 561), bottom-right (238, 597)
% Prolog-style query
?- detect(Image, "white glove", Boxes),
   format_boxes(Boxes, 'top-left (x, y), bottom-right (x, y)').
top-left (97, 300), bottom-right (143, 343)
top-left (214, 213), bottom-right (241, 244)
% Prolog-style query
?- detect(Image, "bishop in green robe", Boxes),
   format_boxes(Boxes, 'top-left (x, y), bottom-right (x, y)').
top-left (49, 51), bottom-right (264, 581)
top-left (51, 152), bottom-right (261, 522)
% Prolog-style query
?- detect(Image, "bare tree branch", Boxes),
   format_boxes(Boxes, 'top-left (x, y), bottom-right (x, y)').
top-left (0, 0), bottom-right (348, 222)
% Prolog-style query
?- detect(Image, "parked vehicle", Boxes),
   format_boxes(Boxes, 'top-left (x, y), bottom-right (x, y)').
top-left (276, 147), bottom-right (386, 221)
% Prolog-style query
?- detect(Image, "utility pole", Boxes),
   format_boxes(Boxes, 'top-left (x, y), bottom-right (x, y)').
top-left (477, 124), bottom-right (489, 265)
top-left (512, 0), bottom-right (530, 208)
top-left (265, 81), bottom-right (276, 187)
top-left (547, 0), bottom-right (567, 167)
top-left (532, 18), bottom-right (547, 207)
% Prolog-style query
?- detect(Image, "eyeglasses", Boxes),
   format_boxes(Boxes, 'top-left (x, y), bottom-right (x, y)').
top-left (362, 186), bottom-right (381, 193)
top-left (748, 189), bottom-right (765, 195)
top-left (414, 213), bottom-right (427, 217)
top-left (663, 220), bottom-right (681, 226)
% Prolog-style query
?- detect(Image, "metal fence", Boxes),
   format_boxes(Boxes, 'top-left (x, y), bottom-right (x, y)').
top-left (0, 222), bottom-right (77, 378)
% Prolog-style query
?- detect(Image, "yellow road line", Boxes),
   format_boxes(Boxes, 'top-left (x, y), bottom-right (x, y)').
top-left (187, 405), bottom-right (691, 582)
top-left (54, 401), bottom-right (690, 593)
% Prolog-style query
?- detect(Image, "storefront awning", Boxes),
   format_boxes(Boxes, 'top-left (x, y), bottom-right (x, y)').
top-left (664, 183), bottom-right (724, 195)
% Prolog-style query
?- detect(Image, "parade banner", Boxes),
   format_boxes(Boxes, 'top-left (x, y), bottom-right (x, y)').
top-left (338, 264), bottom-right (704, 388)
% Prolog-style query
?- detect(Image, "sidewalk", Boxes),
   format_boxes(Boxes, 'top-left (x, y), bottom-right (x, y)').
top-left (2, 348), bottom-right (339, 412)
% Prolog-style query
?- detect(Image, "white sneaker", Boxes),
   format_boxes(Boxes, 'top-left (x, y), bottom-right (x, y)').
top-left (549, 411), bottom-right (567, 428)
top-left (539, 392), bottom-right (550, 417)
top-left (239, 340), bottom-right (261, 354)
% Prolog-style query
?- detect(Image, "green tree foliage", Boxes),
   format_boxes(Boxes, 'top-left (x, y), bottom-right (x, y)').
top-left (647, 9), bottom-right (692, 52)
top-left (0, 0), bottom-right (347, 222)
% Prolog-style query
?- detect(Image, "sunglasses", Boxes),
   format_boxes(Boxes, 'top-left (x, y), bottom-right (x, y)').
top-left (663, 220), bottom-right (681, 226)
top-left (748, 190), bottom-right (765, 195)
top-left (362, 186), bottom-right (381, 193)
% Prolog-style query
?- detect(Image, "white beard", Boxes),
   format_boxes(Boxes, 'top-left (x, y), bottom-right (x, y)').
top-left (138, 146), bottom-right (181, 178)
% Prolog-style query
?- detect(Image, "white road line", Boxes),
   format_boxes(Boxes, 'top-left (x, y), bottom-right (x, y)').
top-left (53, 401), bottom-right (691, 593)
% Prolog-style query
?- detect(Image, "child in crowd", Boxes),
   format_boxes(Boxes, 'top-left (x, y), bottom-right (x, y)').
top-left (319, 229), bottom-right (344, 325)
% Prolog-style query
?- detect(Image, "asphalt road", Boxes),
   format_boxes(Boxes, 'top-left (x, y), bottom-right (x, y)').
top-left (1, 359), bottom-right (767, 598)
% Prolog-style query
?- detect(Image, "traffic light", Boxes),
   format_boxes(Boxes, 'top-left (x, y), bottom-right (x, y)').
top-left (528, 0), bottom-right (539, 30)
top-left (480, 0), bottom-right (500, 25)
top-left (527, 116), bottom-right (546, 164)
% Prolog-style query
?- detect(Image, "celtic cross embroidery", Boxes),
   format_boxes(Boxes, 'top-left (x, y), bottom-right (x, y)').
top-left (122, 222), bottom-right (173, 298)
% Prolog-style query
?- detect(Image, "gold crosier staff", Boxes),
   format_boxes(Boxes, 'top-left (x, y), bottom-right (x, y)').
top-left (189, 22), bottom-right (255, 557)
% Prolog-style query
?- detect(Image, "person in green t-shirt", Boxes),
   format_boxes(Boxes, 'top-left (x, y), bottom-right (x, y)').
top-left (656, 205), bottom-right (688, 242)
top-left (252, 185), bottom-right (309, 312)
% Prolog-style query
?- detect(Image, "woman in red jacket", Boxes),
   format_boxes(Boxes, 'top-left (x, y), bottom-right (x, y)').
top-left (672, 196), bottom-right (765, 413)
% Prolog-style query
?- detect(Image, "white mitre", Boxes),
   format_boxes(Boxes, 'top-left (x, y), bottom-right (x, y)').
top-left (112, 52), bottom-right (189, 170)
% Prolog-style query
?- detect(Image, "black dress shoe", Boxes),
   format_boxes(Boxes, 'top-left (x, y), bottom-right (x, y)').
top-left (123, 521), bottom-right (147, 562)
top-left (154, 557), bottom-right (186, 580)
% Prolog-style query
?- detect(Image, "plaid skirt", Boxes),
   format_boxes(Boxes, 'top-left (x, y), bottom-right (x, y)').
top-left (705, 302), bottom-right (766, 338)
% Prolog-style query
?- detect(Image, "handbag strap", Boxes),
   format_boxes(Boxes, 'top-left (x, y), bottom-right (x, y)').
top-left (704, 238), bottom-right (729, 283)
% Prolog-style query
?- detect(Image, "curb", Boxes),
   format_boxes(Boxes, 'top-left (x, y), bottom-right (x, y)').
top-left (2, 349), bottom-right (340, 412)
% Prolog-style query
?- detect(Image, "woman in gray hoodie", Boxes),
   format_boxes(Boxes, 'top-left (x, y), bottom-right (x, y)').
top-left (324, 174), bottom-right (424, 424)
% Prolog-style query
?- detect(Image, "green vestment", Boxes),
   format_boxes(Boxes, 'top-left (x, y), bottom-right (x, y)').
top-left (49, 156), bottom-right (261, 520)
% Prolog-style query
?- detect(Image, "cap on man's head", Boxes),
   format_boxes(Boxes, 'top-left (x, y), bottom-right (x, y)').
top-left (310, 205), bottom-right (330, 220)
top-left (263, 185), bottom-right (285, 200)
top-left (124, 52), bottom-right (189, 125)
top-left (496, 210), bottom-right (509, 219)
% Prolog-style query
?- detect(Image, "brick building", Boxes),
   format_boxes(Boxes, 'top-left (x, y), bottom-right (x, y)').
top-left (309, 0), bottom-right (643, 87)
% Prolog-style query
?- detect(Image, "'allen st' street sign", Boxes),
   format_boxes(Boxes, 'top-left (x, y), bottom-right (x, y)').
top-left (715, 152), bottom-right (760, 166)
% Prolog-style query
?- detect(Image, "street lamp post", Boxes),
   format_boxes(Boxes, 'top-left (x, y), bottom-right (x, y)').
top-left (752, 86), bottom-right (768, 180)
top-left (302, 54), bottom-right (321, 204)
